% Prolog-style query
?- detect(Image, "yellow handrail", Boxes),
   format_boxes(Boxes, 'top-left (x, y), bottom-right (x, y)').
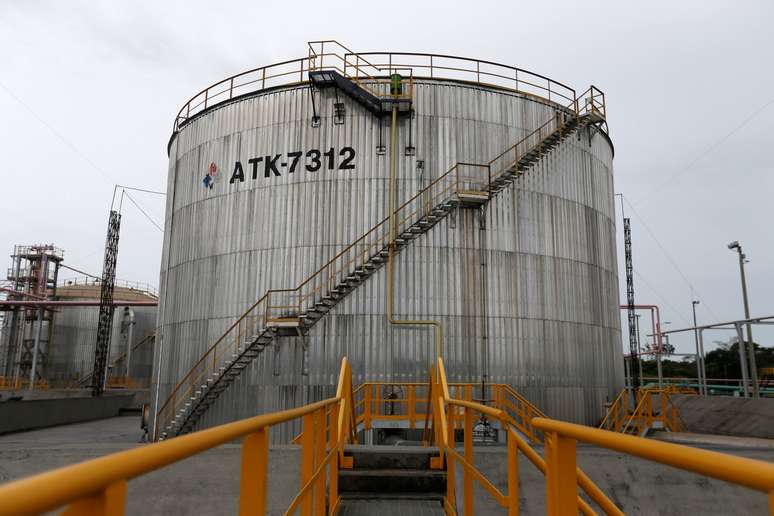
top-left (432, 357), bottom-right (622, 516)
top-left (0, 377), bottom-right (49, 390)
top-left (622, 388), bottom-right (683, 435)
top-left (599, 388), bottom-right (629, 431)
top-left (155, 293), bottom-right (270, 434)
top-left (600, 387), bottom-right (687, 435)
top-left (337, 379), bottom-right (549, 449)
top-left (0, 357), bottom-right (355, 516)
top-left (533, 417), bottom-right (774, 515)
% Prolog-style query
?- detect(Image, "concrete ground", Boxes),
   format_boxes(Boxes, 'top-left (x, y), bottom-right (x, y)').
top-left (672, 394), bottom-right (774, 439)
top-left (1, 417), bottom-right (773, 515)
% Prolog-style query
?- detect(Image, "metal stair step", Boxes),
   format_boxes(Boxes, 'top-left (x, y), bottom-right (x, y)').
top-left (336, 498), bottom-right (445, 515)
top-left (345, 445), bottom-right (440, 470)
top-left (339, 469), bottom-right (446, 495)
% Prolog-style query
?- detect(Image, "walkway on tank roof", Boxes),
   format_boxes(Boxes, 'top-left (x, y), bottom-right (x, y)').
top-left (168, 40), bottom-right (611, 150)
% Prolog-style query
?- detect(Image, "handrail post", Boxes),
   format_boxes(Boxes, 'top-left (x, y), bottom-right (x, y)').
top-left (507, 428), bottom-right (519, 516)
top-left (408, 385), bottom-right (416, 429)
top-left (463, 406), bottom-right (473, 516)
top-left (446, 404), bottom-right (456, 509)
top-left (329, 403), bottom-right (340, 515)
top-left (314, 408), bottom-right (326, 515)
top-left (238, 428), bottom-right (269, 516)
top-left (544, 432), bottom-right (577, 516)
top-left (300, 413), bottom-right (314, 516)
top-left (364, 385), bottom-right (372, 430)
top-left (62, 480), bottom-right (126, 515)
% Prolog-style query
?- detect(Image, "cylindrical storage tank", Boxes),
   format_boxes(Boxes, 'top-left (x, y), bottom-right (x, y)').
top-left (154, 49), bottom-right (622, 440)
top-left (49, 282), bottom-right (157, 387)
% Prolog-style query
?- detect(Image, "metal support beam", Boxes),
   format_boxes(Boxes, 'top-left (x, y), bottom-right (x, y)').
top-left (656, 315), bottom-right (774, 335)
top-left (623, 218), bottom-right (639, 390)
top-left (734, 323), bottom-right (751, 398)
top-left (92, 210), bottom-right (121, 396)
top-left (698, 329), bottom-right (707, 395)
top-left (0, 300), bottom-right (156, 308)
top-left (29, 307), bottom-right (44, 388)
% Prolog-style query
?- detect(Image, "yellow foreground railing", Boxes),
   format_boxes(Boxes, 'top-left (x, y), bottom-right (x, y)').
top-left (0, 358), bottom-right (356, 516)
top-left (350, 381), bottom-right (546, 444)
top-left (427, 359), bottom-right (621, 516)
top-left (535, 417), bottom-right (774, 516)
top-left (5, 358), bottom-right (772, 515)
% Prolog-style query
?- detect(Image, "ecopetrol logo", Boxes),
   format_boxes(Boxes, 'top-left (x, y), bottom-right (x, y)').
top-left (202, 162), bottom-right (217, 189)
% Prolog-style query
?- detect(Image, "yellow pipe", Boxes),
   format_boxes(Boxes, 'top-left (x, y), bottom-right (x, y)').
top-left (386, 104), bottom-right (443, 360)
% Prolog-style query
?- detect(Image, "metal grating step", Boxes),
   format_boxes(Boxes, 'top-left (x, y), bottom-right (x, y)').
top-left (337, 498), bottom-right (444, 516)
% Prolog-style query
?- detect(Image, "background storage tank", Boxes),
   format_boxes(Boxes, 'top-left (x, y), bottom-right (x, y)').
top-left (49, 279), bottom-right (157, 388)
top-left (153, 43), bottom-right (622, 440)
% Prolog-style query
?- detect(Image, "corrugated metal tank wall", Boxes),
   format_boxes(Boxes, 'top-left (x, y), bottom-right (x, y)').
top-left (49, 289), bottom-right (157, 385)
top-left (155, 79), bottom-right (622, 440)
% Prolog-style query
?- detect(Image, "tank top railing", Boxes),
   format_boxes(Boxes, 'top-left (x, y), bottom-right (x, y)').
top-left (346, 51), bottom-right (576, 107)
top-left (157, 81), bottom-right (606, 437)
top-left (172, 40), bottom-right (600, 133)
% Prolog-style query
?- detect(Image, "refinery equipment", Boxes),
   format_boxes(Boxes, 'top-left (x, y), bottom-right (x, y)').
top-left (0, 244), bottom-right (63, 385)
top-left (153, 41), bottom-right (621, 441)
top-left (0, 244), bottom-right (158, 390)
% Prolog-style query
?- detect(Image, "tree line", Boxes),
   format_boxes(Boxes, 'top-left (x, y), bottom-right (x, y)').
top-left (640, 341), bottom-right (774, 380)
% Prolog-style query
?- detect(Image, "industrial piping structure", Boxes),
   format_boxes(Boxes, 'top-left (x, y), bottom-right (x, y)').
top-left (0, 244), bottom-right (159, 390)
top-left (0, 244), bottom-right (63, 385)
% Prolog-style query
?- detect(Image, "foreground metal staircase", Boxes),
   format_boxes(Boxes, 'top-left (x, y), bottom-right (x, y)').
top-left (337, 445), bottom-right (446, 515)
top-left (156, 86), bottom-right (607, 439)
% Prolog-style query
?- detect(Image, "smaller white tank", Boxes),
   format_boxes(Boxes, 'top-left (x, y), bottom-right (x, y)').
top-left (48, 280), bottom-right (157, 388)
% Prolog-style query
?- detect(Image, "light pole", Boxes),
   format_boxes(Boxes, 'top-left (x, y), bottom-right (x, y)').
top-left (728, 241), bottom-right (759, 397)
top-left (691, 300), bottom-right (704, 394)
top-left (657, 321), bottom-right (670, 389)
top-left (635, 314), bottom-right (643, 387)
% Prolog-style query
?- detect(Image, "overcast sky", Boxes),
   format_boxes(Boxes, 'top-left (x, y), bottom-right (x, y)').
top-left (1, 1), bottom-right (772, 359)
